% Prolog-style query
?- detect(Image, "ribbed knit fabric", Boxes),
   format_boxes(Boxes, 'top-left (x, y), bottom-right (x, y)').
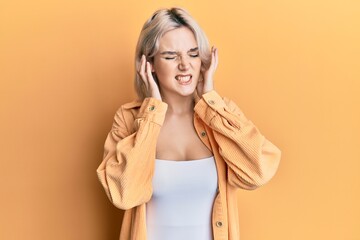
top-left (97, 90), bottom-right (281, 240)
top-left (146, 157), bottom-right (218, 240)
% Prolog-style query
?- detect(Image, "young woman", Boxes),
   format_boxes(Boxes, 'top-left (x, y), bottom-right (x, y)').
top-left (97, 7), bottom-right (281, 240)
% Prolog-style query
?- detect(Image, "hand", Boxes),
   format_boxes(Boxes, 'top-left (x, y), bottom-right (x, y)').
top-left (197, 46), bottom-right (218, 96)
top-left (137, 55), bottom-right (162, 100)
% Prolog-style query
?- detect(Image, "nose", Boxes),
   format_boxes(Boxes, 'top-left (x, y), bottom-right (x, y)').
top-left (178, 56), bottom-right (190, 71)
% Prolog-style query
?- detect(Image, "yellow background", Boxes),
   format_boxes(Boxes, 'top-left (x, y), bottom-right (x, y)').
top-left (1, 0), bottom-right (359, 239)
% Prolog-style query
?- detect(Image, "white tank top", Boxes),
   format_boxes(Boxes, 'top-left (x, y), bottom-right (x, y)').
top-left (146, 156), bottom-right (218, 240)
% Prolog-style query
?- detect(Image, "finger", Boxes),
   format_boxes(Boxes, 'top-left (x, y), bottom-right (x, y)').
top-left (139, 55), bottom-right (149, 88)
top-left (146, 61), bottom-right (156, 87)
top-left (210, 46), bottom-right (218, 71)
top-left (213, 47), bottom-right (219, 70)
top-left (209, 46), bottom-right (217, 71)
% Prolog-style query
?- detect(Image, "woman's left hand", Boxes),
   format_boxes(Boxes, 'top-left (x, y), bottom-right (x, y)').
top-left (197, 46), bottom-right (218, 96)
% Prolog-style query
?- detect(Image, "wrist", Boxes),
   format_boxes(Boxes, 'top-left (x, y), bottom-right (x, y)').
top-left (202, 84), bottom-right (214, 95)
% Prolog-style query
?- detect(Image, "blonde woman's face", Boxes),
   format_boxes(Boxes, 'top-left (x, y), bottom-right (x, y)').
top-left (152, 27), bottom-right (201, 98)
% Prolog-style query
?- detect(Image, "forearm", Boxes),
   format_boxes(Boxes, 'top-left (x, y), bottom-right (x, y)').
top-left (97, 98), bottom-right (168, 209)
top-left (195, 90), bottom-right (281, 189)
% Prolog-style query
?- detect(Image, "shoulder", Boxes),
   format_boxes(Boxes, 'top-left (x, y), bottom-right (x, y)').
top-left (113, 99), bottom-right (143, 123)
top-left (116, 99), bottom-right (143, 113)
top-left (197, 90), bottom-right (241, 112)
top-left (121, 100), bottom-right (142, 110)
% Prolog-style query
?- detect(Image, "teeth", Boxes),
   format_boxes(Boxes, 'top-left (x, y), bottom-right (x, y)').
top-left (176, 75), bottom-right (191, 82)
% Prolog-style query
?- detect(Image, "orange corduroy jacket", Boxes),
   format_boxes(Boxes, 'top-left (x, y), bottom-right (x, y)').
top-left (97, 90), bottom-right (281, 240)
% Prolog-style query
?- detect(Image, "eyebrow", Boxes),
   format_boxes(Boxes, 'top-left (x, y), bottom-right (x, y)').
top-left (160, 47), bottom-right (199, 55)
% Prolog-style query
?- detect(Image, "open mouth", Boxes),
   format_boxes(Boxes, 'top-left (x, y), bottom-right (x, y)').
top-left (175, 74), bottom-right (192, 85)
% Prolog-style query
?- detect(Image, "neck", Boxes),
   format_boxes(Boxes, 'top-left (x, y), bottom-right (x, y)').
top-left (161, 92), bottom-right (195, 115)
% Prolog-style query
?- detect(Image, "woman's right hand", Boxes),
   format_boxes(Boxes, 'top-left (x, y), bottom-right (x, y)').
top-left (137, 55), bottom-right (162, 100)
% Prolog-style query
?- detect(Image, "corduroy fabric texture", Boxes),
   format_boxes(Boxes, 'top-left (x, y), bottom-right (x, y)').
top-left (97, 90), bottom-right (281, 240)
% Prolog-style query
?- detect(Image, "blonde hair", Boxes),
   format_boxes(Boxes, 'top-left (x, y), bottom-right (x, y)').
top-left (134, 7), bottom-right (211, 100)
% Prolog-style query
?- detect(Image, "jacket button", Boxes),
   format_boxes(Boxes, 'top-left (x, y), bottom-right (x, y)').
top-left (216, 221), bottom-right (223, 227)
top-left (201, 131), bottom-right (206, 137)
top-left (208, 100), bottom-right (215, 105)
top-left (148, 105), bottom-right (155, 111)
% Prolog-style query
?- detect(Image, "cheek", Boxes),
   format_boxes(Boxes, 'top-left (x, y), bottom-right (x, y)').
top-left (193, 59), bottom-right (202, 72)
top-left (154, 62), bottom-right (170, 75)
top-left (153, 62), bottom-right (176, 83)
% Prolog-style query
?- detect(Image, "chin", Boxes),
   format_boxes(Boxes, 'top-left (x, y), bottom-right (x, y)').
top-left (181, 90), bottom-right (196, 97)
top-left (178, 83), bottom-right (197, 96)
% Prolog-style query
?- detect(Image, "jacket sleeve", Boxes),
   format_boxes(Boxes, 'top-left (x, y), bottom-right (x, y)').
top-left (96, 98), bottom-right (168, 210)
top-left (194, 90), bottom-right (281, 190)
